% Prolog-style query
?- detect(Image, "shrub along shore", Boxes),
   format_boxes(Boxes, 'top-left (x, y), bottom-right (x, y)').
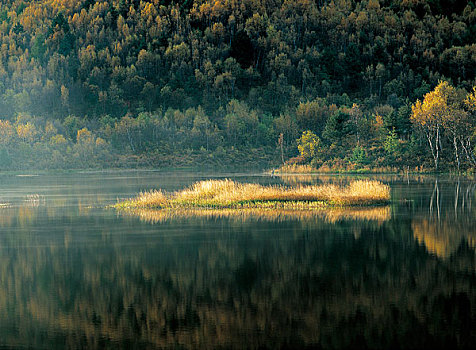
top-left (114, 179), bottom-right (391, 210)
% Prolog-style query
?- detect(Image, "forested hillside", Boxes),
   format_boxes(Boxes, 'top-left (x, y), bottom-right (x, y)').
top-left (0, 0), bottom-right (475, 170)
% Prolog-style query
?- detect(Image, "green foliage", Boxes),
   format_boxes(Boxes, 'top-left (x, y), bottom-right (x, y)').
top-left (0, 10), bottom-right (7, 22)
top-left (31, 35), bottom-right (46, 61)
top-left (323, 111), bottom-right (349, 144)
top-left (383, 129), bottom-right (400, 158)
top-left (350, 146), bottom-right (368, 167)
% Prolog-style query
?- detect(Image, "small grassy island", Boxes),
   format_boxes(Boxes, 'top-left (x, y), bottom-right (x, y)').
top-left (114, 179), bottom-right (390, 210)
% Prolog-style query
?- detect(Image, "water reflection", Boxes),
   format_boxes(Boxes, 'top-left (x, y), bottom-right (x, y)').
top-left (412, 219), bottom-right (476, 258)
top-left (0, 173), bottom-right (473, 349)
top-left (412, 179), bottom-right (476, 258)
top-left (122, 206), bottom-right (392, 224)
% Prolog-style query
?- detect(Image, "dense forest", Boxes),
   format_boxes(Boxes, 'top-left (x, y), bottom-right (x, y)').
top-left (0, 0), bottom-right (475, 170)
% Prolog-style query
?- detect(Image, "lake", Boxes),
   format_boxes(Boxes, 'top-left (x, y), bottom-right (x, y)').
top-left (0, 171), bottom-right (474, 349)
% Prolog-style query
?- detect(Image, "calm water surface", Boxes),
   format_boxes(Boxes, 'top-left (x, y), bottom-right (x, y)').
top-left (0, 171), bottom-right (474, 349)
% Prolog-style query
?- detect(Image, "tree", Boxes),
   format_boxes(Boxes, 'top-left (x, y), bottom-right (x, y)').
top-left (412, 81), bottom-right (476, 171)
top-left (297, 131), bottom-right (321, 162)
top-left (16, 122), bottom-right (37, 144)
top-left (440, 85), bottom-right (469, 171)
top-left (463, 87), bottom-right (476, 166)
top-left (224, 100), bottom-right (258, 146)
top-left (323, 111), bottom-right (350, 145)
top-left (0, 120), bottom-right (15, 146)
top-left (411, 82), bottom-right (447, 171)
top-left (295, 99), bottom-right (329, 137)
top-left (191, 107), bottom-right (212, 151)
top-left (278, 133), bottom-right (284, 164)
top-left (350, 145), bottom-right (368, 168)
top-left (383, 128), bottom-right (400, 162)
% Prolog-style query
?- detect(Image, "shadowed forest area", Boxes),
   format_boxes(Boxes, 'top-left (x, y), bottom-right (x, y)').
top-left (0, 0), bottom-right (475, 170)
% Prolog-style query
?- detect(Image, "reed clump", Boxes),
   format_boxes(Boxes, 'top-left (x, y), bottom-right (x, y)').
top-left (115, 179), bottom-right (390, 210)
top-left (123, 190), bottom-right (168, 209)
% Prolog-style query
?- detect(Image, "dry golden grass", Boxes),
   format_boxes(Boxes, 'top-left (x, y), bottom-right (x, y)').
top-left (122, 206), bottom-right (391, 224)
top-left (126, 190), bottom-right (168, 209)
top-left (115, 179), bottom-right (390, 210)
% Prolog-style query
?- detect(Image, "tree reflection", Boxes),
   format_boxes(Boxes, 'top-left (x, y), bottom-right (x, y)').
top-left (412, 179), bottom-right (476, 258)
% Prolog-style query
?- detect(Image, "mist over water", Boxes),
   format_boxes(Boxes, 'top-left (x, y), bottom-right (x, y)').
top-left (0, 172), bottom-right (474, 349)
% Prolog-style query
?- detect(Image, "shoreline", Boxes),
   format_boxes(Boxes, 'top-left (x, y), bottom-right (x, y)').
top-left (270, 165), bottom-right (475, 177)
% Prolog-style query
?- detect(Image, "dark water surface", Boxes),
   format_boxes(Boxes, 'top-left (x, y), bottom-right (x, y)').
top-left (0, 171), bottom-right (474, 349)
